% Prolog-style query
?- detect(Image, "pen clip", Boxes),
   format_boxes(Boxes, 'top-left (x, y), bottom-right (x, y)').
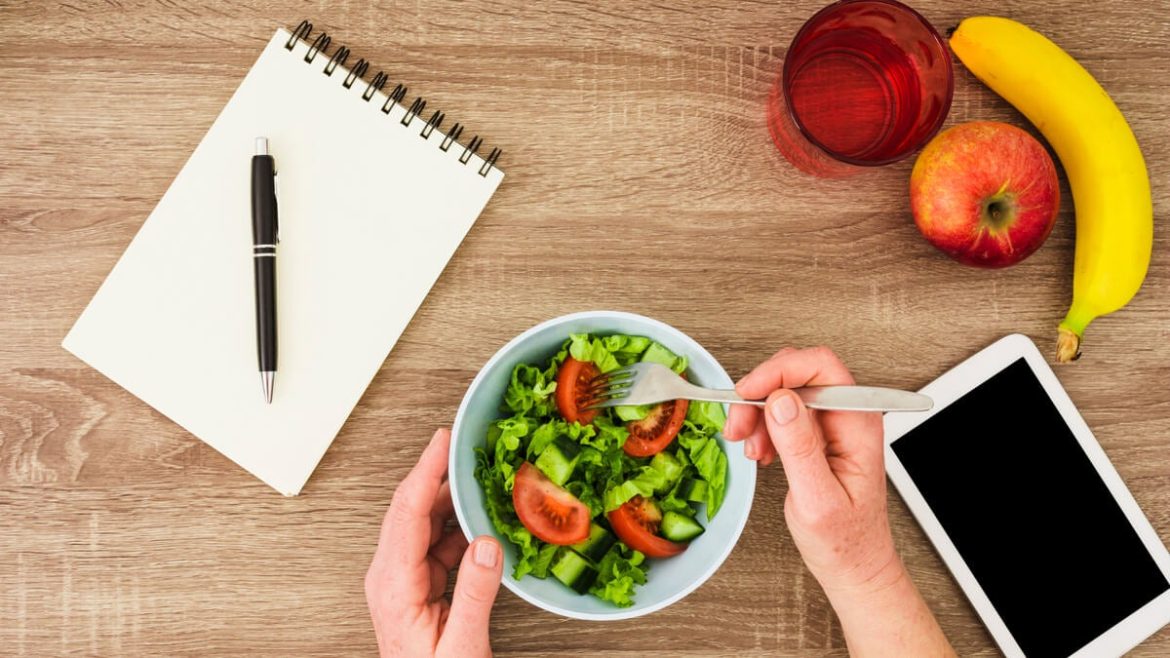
top-left (272, 169), bottom-right (280, 244)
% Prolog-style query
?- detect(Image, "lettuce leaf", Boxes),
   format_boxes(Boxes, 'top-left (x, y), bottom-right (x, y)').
top-left (526, 419), bottom-right (599, 460)
top-left (568, 333), bottom-right (652, 373)
top-left (694, 438), bottom-right (728, 519)
top-left (686, 399), bottom-right (727, 433)
top-left (585, 415), bottom-right (629, 452)
top-left (677, 422), bottom-right (728, 520)
top-left (525, 421), bottom-right (558, 460)
top-left (565, 480), bottom-right (604, 518)
top-left (640, 341), bottom-right (688, 374)
top-left (474, 446), bottom-right (543, 579)
top-left (601, 334), bottom-right (652, 356)
top-left (589, 543), bottom-right (648, 607)
top-left (530, 543), bottom-right (560, 579)
top-left (486, 415), bottom-right (530, 492)
top-left (503, 363), bottom-right (558, 417)
top-left (657, 461), bottom-right (698, 517)
top-left (613, 403), bottom-right (652, 422)
top-left (603, 466), bottom-right (668, 512)
top-left (658, 487), bottom-right (697, 516)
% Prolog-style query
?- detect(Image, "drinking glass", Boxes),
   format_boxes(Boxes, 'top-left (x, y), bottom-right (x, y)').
top-left (768, 0), bottom-right (953, 177)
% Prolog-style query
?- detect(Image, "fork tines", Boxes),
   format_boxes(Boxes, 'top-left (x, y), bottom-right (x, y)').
top-left (583, 364), bottom-right (637, 408)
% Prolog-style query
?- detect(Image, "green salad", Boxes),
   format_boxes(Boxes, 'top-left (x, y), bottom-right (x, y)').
top-left (474, 333), bottom-right (729, 607)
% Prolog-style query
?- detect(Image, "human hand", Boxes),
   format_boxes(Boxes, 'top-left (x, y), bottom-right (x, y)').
top-left (722, 347), bottom-right (896, 594)
top-left (365, 428), bottom-right (504, 657)
top-left (724, 347), bottom-right (954, 656)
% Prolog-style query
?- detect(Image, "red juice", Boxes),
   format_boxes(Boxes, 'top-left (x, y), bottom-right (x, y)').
top-left (772, 0), bottom-right (952, 170)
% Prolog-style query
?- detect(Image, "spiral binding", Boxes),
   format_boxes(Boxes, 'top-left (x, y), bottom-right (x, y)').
top-left (286, 20), bottom-right (500, 176)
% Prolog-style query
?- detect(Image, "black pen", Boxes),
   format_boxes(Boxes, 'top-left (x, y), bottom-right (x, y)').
top-left (251, 137), bottom-right (278, 403)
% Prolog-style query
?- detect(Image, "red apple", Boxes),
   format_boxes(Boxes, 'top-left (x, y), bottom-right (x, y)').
top-left (910, 121), bottom-right (1060, 268)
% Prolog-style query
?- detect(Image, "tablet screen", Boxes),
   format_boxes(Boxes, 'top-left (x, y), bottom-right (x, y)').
top-left (891, 358), bottom-right (1169, 658)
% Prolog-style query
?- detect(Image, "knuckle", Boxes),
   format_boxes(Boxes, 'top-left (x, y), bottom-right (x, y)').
top-left (811, 345), bottom-right (855, 384)
top-left (809, 345), bottom-right (837, 362)
top-left (362, 573), bottom-right (386, 608)
top-left (771, 346), bottom-right (797, 360)
top-left (363, 568), bottom-right (382, 600)
top-left (760, 449), bottom-right (777, 467)
top-left (789, 498), bottom-right (841, 532)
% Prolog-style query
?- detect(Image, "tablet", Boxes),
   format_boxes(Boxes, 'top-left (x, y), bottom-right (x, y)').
top-left (884, 334), bottom-right (1170, 658)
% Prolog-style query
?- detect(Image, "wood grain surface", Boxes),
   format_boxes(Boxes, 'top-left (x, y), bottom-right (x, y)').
top-left (2, 1), bottom-right (1168, 655)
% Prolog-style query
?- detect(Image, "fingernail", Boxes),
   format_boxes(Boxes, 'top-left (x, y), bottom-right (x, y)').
top-left (771, 395), bottom-right (798, 425)
top-left (744, 443), bottom-right (756, 459)
top-left (474, 539), bottom-right (499, 568)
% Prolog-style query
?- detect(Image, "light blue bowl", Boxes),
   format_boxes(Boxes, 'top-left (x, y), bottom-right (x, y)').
top-left (449, 311), bottom-right (757, 620)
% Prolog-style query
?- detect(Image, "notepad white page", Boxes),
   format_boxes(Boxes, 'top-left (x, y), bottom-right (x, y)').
top-left (63, 28), bottom-right (503, 495)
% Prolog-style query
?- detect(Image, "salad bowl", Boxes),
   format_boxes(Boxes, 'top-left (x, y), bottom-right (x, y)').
top-left (449, 310), bottom-right (757, 621)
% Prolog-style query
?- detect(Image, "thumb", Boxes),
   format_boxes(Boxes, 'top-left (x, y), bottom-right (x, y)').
top-left (764, 390), bottom-right (843, 506)
top-left (439, 536), bottom-right (503, 656)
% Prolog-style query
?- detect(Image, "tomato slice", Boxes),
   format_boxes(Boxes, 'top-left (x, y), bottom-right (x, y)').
top-left (512, 462), bottom-right (591, 545)
top-left (623, 398), bottom-right (689, 457)
top-left (555, 357), bottom-right (600, 425)
top-left (608, 496), bottom-right (688, 558)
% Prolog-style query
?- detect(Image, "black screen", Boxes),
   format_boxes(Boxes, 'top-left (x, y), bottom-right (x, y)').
top-left (891, 358), bottom-right (1168, 658)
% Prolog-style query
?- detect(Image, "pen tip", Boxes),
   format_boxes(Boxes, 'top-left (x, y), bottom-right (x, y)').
top-left (255, 137), bottom-right (268, 156)
top-left (261, 371), bottom-right (275, 404)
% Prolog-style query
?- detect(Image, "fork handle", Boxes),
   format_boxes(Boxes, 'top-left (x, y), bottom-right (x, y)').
top-left (687, 386), bottom-right (932, 413)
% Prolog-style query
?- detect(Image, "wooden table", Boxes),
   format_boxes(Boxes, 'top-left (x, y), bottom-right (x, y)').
top-left (2, 1), bottom-right (1167, 655)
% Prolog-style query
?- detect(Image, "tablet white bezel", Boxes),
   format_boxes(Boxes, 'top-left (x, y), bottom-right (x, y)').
top-left (884, 333), bottom-right (1170, 658)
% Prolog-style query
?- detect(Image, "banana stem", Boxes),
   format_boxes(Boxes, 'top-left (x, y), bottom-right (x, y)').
top-left (1056, 327), bottom-right (1082, 363)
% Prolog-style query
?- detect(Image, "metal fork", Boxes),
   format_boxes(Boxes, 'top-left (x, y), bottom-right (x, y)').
top-left (586, 362), bottom-right (933, 413)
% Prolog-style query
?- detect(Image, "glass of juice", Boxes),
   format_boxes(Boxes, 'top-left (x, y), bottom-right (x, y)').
top-left (768, 0), bottom-right (953, 177)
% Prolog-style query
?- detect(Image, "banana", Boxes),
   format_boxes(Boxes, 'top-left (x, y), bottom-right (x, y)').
top-left (949, 17), bottom-right (1152, 362)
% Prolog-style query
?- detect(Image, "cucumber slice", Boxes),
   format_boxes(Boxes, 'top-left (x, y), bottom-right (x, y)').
top-left (676, 477), bottom-right (708, 504)
top-left (650, 452), bottom-right (684, 493)
top-left (660, 511), bottom-right (705, 542)
top-left (534, 434), bottom-right (581, 486)
top-left (551, 548), bottom-right (599, 594)
top-left (571, 523), bottom-right (617, 564)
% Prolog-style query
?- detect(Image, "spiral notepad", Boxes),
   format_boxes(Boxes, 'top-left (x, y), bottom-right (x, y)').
top-left (63, 21), bottom-right (504, 495)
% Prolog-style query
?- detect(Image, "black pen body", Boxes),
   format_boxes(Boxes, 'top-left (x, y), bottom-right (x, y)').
top-left (251, 144), bottom-right (278, 379)
top-left (253, 256), bottom-right (277, 372)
